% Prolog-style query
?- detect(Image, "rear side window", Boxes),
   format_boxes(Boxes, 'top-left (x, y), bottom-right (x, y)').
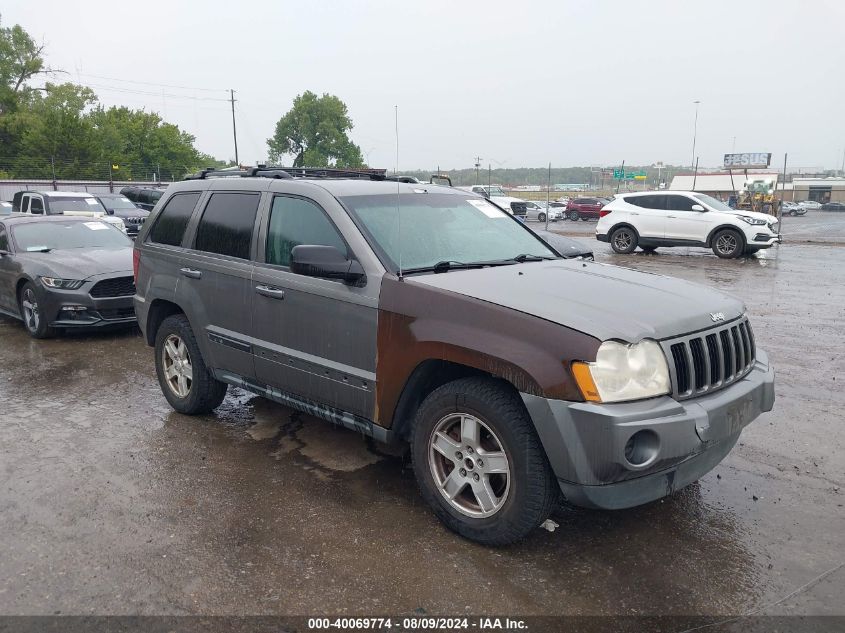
top-left (265, 196), bottom-right (347, 268)
top-left (628, 195), bottom-right (666, 210)
top-left (148, 192), bottom-right (201, 246)
top-left (194, 192), bottom-right (260, 260)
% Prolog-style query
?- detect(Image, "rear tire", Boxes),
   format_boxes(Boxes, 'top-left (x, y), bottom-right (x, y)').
top-left (569, 211), bottom-right (580, 221)
top-left (610, 226), bottom-right (638, 254)
top-left (711, 229), bottom-right (744, 259)
top-left (411, 377), bottom-right (558, 546)
top-left (154, 314), bottom-right (227, 414)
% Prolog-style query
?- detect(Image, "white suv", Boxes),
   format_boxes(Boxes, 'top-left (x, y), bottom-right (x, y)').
top-left (596, 191), bottom-right (781, 259)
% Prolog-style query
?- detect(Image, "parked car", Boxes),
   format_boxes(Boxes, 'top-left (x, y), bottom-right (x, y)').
top-left (120, 186), bottom-right (167, 211)
top-left (782, 202), bottom-right (807, 216)
top-left (133, 167), bottom-right (774, 545)
top-left (456, 185), bottom-right (528, 221)
top-left (0, 201), bottom-right (12, 215)
top-left (820, 202), bottom-right (845, 211)
top-left (11, 191), bottom-right (126, 233)
top-left (524, 201), bottom-right (560, 222)
top-left (798, 200), bottom-right (822, 210)
top-left (94, 193), bottom-right (150, 237)
top-left (565, 197), bottom-right (605, 221)
top-left (532, 229), bottom-right (593, 259)
top-left (597, 191), bottom-right (781, 258)
top-left (0, 215), bottom-right (137, 338)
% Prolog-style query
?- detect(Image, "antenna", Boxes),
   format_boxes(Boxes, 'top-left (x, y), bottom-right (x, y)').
top-left (395, 105), bottom-right (403, 280)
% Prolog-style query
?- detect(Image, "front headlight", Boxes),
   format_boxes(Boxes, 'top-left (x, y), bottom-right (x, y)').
top-left (572, 339), bottom-right (671, 403)
top-left (738, 215), bottom-right (767, 226)
top-left (41, 276), bottom-right (84, 290)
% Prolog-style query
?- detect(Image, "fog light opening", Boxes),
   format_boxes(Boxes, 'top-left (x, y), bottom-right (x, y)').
top-left (624, 430), bottom-right (660, 467)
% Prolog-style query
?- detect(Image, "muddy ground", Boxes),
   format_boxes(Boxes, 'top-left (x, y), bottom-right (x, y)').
top-left (0, 215), bottom-right (843, 616)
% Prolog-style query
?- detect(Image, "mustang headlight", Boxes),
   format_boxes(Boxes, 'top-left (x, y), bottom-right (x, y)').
top-left (41, 276), bottom-right (84, 290)
top-left (738, 215), bottom-right (767, 226)
top-left (572, 339), bottom-right (671, 403)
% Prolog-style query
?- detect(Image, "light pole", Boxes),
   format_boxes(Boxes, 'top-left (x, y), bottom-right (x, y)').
top-left (691, 100), bottom-right (700, 170)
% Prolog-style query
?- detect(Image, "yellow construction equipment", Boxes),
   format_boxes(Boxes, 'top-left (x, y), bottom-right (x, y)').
top-left (736, 177), bottom-right (780, 216)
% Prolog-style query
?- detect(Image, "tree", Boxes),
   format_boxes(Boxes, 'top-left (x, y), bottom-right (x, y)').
top-left (0, 16), bottom-right (52, 114)
top-left (267, 91), bottom-right (363, 168)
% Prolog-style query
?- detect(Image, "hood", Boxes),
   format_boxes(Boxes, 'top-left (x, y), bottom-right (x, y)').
top-left (26, 247), bottom-right (133, 281)
top-left (409, 260), bottom-right (744, 342)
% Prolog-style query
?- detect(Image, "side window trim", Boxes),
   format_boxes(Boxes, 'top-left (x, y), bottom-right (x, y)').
top-left (257, 193), bottom-right (354, 271)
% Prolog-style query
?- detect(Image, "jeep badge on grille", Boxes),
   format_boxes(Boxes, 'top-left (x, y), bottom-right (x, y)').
top-left (710, 312), bottom-right (726, 322)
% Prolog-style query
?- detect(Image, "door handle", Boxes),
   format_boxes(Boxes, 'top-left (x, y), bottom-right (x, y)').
top-left (255, 285), bottom-right (285, 300)
top-left (630, 212), bottom-right (640, 215)
top-left (180, 268), bottom-right (202, 279)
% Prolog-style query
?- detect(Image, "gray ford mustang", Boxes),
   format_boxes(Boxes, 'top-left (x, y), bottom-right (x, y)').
top-left (0, 214), bottom-right (137, 338)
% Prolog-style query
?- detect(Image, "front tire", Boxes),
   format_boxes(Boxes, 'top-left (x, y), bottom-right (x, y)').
top-left (711, 229), bottom-right (744, 259)
top-left (411, 377), bottom-right (558, 546)
top-left (538, 212), bottom-right (546, 223)
top-left (569, 211), bottom-right (580, 221)
top-left (610, 226), bottom-right (638, 254)
top-left (154, 314), bottom-right (227, 414)
top-left (18, 281), bottom-right (55, 339)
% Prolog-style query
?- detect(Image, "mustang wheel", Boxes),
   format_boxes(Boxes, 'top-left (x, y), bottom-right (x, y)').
top-left (18, 281), bottom-right (54, 339)
top-left (610, 226), bottom-right (638, 254)
top-left (155, 314), bottom-right (227, 414)
top-left (712, 229), bottom-right (744, 259)
top-left (412, 377), bottom-right (558, 545)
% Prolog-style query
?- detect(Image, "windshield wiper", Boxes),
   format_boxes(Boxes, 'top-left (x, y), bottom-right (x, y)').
top-left (508, 253), bottom-right (555, 263)
top-left (402, 260), bottom-right (482, 274)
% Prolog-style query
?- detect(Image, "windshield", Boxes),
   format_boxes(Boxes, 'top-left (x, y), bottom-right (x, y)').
top-left (101, 196), bottom-right (138, 210)
top-left (486, 187), bottom-right (506, 197)
top-left (48, 197), bottom-right (107, 213)
top-left (341, 193), bottom-right (556, 272)
top-left (12, 221), bottom-right (131, 251)
top-left (693, 193), bottom-right (734, 213)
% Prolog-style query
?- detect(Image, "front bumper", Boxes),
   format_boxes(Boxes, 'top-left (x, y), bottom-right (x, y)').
top-left (521, 350), bottom-right (775, 510)
top-left (37, 279), bottom-right (137, 329)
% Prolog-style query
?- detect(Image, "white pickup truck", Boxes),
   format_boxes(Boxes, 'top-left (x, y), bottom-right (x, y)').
top-left (12, 191), bottom-right (127, 233)
top-left (457, 185), bottom-right (528, 220)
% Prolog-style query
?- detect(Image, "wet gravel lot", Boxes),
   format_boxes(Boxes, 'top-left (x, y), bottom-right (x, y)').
top-left (1, 212), bottom-right (843, 617)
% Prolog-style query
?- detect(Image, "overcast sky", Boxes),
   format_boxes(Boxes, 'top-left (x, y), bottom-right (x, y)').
top-left (4, 0), bottom-right (844, 171)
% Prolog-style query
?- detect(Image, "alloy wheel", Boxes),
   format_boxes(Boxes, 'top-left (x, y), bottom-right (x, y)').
top-left (613, 230), bottom-right (633, 250)
top-left (428, 413), bottom-right (511, 518)
top-left (162, 334), bottom-right (193, 398)
top-left (716, 233), bottom-right (737, 255)
top-left (21, 289), bottom-right (39, 333)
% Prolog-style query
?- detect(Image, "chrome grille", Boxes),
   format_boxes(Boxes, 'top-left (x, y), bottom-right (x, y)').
top-left (663, 316), bottom-right (756, 400)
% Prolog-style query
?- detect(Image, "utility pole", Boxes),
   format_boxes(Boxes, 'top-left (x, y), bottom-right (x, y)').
top-left (545, 162), bottom-right (551, 231)
top-left (691, 100), bottom-right (700, 170)
top-left (474, 156), bottom-right (482, 184)
top-left (779, 153), bottom-right (788, 226)
top-left (50, 156), bottom-right (57, 190)
top-left (692, 157), bottom-right (700, 190)
top-left (230, 89), bottom-right (239, 166)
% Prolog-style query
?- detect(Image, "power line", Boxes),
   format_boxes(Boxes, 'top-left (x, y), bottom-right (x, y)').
top-left (75, 72), bottom-right (226, 93)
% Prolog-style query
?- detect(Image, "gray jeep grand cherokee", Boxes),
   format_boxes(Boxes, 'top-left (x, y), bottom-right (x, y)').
top-left (133, 167), bottom-right (775, 545)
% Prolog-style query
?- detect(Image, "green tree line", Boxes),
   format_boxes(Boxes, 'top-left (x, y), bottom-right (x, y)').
top-left (0, 16), bottom-right (222, 181)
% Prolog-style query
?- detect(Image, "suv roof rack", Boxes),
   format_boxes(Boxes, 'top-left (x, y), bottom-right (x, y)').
top-left (183, 166), bottom-right (395, 182)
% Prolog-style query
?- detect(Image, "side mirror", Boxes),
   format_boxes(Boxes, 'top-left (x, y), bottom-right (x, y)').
top-left (106, 208), bottom-right (115, 215)
top-left (290, 245), bottom-right (364, 284)
top-left (691, 204), bottom-right (706, 212)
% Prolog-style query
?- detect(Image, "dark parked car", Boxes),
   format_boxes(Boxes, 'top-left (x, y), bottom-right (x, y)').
top-left (821, 202), bottom-right (845, 211)
top-left (120, 186), bottom-right (167, 211)
top-left (0, 214), bottom-right (136, 338)
top-left (565, 197), bottom-right (605, 221)
top-left (95, 193), bottom-right (150, 236)
top-left (132, 167), bottom-right (774, 545)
